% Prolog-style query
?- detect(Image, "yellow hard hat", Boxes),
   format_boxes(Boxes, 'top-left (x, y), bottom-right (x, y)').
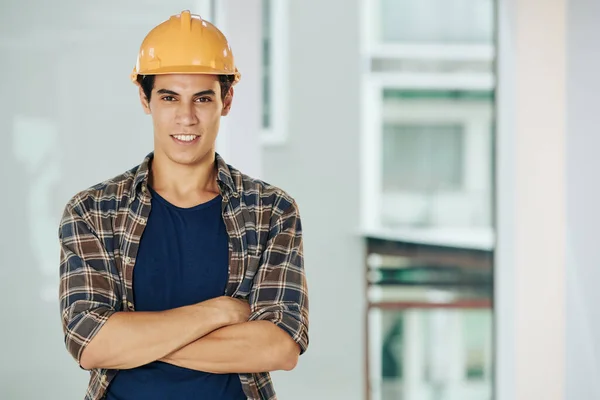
top-left (131, 10), bottom-right (241, 85)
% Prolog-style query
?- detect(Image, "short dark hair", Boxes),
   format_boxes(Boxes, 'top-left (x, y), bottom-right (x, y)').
top-left (137, 74), bottom-right (235, 102)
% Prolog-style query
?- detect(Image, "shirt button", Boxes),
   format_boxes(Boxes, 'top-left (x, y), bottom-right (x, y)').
top-left (101, 375), bottom-right (107, 383)
top-left (140, 218), bottom-right (147, 225)
top-left (124, 257), bottom-right (131, 264)
top-left (127, 302), bottom-right (134, 310)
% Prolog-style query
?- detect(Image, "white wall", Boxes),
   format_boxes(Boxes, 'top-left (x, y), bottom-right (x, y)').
top-left (566, 0), bottom-right (600, 398)
top-left (261, 0), bottom-right (366, 398)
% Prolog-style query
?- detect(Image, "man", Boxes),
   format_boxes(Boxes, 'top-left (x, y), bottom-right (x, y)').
top-left (58, 10), bottom-right (309, 400)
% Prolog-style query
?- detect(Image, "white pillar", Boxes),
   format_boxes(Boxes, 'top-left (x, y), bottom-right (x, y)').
top-left (565, 1), bottom-right (600, 399)
top-left (496, 0), bottom-right (566, 399)
top-left (213, 0), bottom-right (263, 179)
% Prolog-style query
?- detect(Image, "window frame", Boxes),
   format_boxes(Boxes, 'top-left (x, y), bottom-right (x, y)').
top-left (260, 0), bottom-right (290, 146)
top-left (360, 2), bottom-right (498, 397)
top-left (359, 0), bottom-right (496, 240)
top-left (360, 76), bottom-right (495, 239)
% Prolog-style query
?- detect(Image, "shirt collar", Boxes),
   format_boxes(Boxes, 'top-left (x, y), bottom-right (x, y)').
top-left (215, 152), bottom-right (239, 197)
top-left (130, 152), bottom-right (239, 203)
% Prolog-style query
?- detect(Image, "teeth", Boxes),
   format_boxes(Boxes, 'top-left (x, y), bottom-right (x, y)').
top-left (173, 135), bottom-right (197, 142)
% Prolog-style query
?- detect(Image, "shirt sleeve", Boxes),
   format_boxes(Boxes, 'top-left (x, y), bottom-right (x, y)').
top-left (248, 198), bottom-right (309, 354)
top-left (58, 198), bottom-right (121, 367)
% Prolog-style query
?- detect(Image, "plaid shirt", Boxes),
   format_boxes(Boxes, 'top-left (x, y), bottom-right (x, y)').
top-left (58, 152), bottom-right (309, 400)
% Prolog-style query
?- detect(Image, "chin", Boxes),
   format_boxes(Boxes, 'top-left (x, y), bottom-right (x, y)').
top-left (166, 149), bottom-right (211, 166)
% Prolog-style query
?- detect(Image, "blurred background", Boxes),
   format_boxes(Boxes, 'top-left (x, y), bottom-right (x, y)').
top-left (0, 0), bottom-right (597, 399)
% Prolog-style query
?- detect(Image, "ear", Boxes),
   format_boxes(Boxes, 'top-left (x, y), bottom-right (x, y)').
top-left (138, 86), bottom-right (151, 115)
top-left (221, 87), bottom-right (234, 116)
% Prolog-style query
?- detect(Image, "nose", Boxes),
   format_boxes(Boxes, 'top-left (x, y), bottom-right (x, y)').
top-left (175, 100), bottom-right (199, 126)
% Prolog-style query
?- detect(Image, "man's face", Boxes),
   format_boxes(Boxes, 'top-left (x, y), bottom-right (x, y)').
top-left (139, 74), bottom-right (233, 166)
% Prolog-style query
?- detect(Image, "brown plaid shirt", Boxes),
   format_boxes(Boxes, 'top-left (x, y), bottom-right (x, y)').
top-left (58, 152), bottom-right (309, 400)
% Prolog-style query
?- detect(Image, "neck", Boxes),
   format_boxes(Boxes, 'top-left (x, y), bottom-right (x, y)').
top-left (149, 150), bottom-right (219, 197)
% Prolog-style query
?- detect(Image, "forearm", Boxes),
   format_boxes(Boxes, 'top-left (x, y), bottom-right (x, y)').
top-left (80, 303), bottom-right (228, 370)
top-left (161, 321), bottom-right (300, 374)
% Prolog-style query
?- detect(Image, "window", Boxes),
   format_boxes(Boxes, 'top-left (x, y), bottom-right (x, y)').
top-left (378, 89), bottom-right (494, 230)
top-left (382, 123), bottom-right (464, 192)
top-left (376, 0), bottom-right (494, 44)
top-left (360, 0), bottom-right (496, 234)
top-left (370, 309), bottom-right (492, 399)
top-left (260, 0), bottom-right (289, 146)
top-left (365, 239), bottom-right (494, 400)
top-left (262, 0), bottom-right (272, 130)
top-left (361, 1), bottom-right (497, 399)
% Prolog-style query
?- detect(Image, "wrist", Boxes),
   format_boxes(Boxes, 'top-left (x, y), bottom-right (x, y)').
top-left (192, 302), bottom-right (231, 330)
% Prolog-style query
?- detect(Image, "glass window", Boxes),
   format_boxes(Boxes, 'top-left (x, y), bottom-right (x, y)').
top-left (383, 123), bottom-right (464, 192)
top-left (260, 0), bottom-right (288, 145)
top-left (362, 0), bottom-right (496, 399)
top-left (370, 309), bottom-right (492, 400)
top-left (376, 0), bottom-right (494, 44)
top-left (380, 90), bottom-right (494, 229)
top-left (366, 239), bottom-right (493, 400)
top-left (262, 0), bottom-right (272, 129)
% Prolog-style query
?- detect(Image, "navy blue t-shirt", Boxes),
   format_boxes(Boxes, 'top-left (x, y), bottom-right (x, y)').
top-left (105, 187), bottom-right (246, 400)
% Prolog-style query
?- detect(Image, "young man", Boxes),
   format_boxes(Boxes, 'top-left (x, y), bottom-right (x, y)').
top-left (58, 10), bottom-right (309, 400)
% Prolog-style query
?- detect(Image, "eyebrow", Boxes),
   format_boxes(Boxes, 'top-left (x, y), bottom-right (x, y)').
top-left (156, 89), bottom-right (216, 97)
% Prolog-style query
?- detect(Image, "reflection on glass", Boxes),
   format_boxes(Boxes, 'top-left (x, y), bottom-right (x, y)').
top-left (261, 0), bottom-right (271, 129)
top-left (383, 123), bottom-right (464, 192)
top-left (380, 90), bottom-right (494, 230)
top-left (364, 0), bottom-right (496, 399)
top-left (379, 0), bottom-right (494, 44)
top-left (371, 308), bottom-right (492, 400)
top-left (366, 238), bottom-right (493, 400)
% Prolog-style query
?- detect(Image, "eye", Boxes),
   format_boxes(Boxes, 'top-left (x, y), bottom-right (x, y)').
top-left (196, 97), bottom-right (212, 103)
top-left (161, 96), bottom-right (176, 102)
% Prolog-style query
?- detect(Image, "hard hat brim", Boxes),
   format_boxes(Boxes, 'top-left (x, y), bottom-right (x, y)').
top-left (139, 65), bottom-right (236, 76)
top-left (131, 65), bottom-right (240, 85)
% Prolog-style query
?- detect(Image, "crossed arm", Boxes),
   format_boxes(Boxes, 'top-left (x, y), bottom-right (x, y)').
top-left (160, 320), bottom-right (300, 373)
top-left (59, 198), bottom-right (308, 375)
top-left (76, 302), bottom-right (300, 373)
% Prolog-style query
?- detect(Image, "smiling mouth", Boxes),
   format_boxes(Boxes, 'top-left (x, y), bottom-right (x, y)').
top-left (171, 134), bottom-right (200, 144)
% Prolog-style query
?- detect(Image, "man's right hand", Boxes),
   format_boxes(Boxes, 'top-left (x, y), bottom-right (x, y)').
top-left (79, 296), bottom-right (250, 371)
top-left (200, 296), bottom-right (251, 325)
